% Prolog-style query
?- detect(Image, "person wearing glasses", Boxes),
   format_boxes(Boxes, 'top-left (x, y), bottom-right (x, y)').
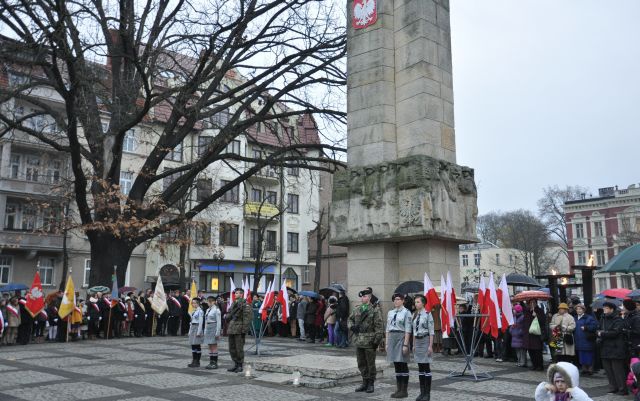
top-left (386, 293), bottom-right (412, 398)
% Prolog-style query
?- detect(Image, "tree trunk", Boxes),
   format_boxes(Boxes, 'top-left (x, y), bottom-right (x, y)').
top-left (313, 228), bottom-right (323, 292)
top-left (58, 203), bottom-right (71, 291)
top-left (87, 233), bottom-right (134, 288)
top-left (178, 224), bottom-right (188, 290)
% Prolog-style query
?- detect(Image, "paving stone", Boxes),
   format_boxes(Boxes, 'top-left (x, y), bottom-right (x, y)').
top-left (254, 354), bottom-right (385, 379)
top-left (20, 356), bottom-right (104, 368)
top-left (0, 381), bottom-right (129, 400)
top-left (57, 364), bottom-right (158, 376)
top-left (0, 363), bottom-right (19, 371)
top-left (253, 372), bottom-right (293, 384)
top-left (111, 372), bottom-right (225, 389)
top-left (182, 383), bottom-right (308, 401)
top-left (118, 398), bottom-right (172, 401)
top-left (95, 351), bottom-right (172, 361)
top-left (0, 351), bottom-right (60, 360)
top-left (0, 370), bottom-right (67, 388)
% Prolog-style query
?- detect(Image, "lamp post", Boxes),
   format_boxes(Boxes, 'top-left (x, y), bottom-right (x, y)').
top-left (536, 269), bottom-right (575, 313)
top-left (212, 249), bottom-right (225, 296)
top-left (572, 254), bottom-right (597, 313)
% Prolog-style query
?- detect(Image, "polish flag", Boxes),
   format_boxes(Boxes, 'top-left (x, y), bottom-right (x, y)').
top-left (227, 278), bottom-right (237, 312)
top-left (0, 309), bottom-right (4, 335)
top-left (497, 274), bottom-right (514, 331)
top-left (487, 272), bottom-right (502, 338)
top-left (423, 272), bottom-right (440, 312)
top-left (242, 277), bottom-right (252, 303)
top-left (260, 280), bottom-right (275, 321)
top-left (440, 274), bottom-right (450, 335)
top-left (446, 271), bottom-right (456, 329)
top-left (276, 281), bottom-right (290, 324)
top-left (478, 277), bottom-right (490, 334)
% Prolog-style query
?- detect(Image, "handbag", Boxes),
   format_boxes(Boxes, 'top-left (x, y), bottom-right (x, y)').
top-left (563, 333), bottom-right (574, 345)
top-left (529, 318), bottom-right (541, 336)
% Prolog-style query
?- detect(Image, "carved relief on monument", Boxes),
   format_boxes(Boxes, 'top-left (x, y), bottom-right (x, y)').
top-left (330, 154), bottom-right (478, 245)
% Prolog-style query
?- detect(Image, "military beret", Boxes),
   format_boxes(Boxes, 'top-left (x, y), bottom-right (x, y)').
top-left (358, 289), bottom-right (372, 297)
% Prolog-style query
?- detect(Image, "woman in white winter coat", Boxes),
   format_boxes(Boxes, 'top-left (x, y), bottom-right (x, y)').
top-left (535, 362), bottom-right (593, 401)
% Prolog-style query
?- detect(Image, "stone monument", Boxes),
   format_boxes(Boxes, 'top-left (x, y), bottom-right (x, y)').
top-left (331, 0), bottom-right (478, 309)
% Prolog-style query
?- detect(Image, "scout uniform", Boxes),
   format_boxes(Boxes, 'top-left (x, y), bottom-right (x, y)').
top-left (386, 294), bottom-right (412, 398)
top-left (413, 308), bottom-right (435, 401)
top-left (203, 304), bottom-right (221, 369)
top-left (348, 288), bottom-right (384, 393)
top-left (187, 302), bottom-right (204, 367)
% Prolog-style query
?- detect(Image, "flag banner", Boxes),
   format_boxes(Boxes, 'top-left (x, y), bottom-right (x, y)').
top-left (25, 271), bottom-right (45, 318)
top-left (242, 277), bottom-right (252, 303)
top-left (260, 280), bottom-right (275, 321)
top-left (59, 276), bottom-right (76, 319)
top-left (446, 271), bottom-right (456, 329)
top-left (440, 274), bottom-right (450, 335)
top-left (71, 305), bottom-right (83, 324)
top-left (478, 277), bottom-right (489, 334)
top-left (423, 272), bottom-right (440, 312)
top-left (227, 278), bottom-right (237, 312)
top-left (498, 274), bottom-right (514, 330)
top-left (487, 272), bottom-right (502, 338)
top-left (110, 268), bottom-right (119, 308)
top-left (188, 280), bottom-right (197, 314)
top-left (277, 281), bottom-right (290, 324)
top-left (151, 276), bottom-right (168, 314)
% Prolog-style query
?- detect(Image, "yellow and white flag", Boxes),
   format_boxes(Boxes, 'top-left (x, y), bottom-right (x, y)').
top-left (151, 276), bottom-right (167, 314)
top-left (59, 276), bottom-right (76, 319)
top-left (187, 280), bottom-right (197, 314)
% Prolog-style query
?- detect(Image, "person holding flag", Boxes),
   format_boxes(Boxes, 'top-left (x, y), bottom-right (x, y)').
top-left (225, 287), bottom-right (252, 373)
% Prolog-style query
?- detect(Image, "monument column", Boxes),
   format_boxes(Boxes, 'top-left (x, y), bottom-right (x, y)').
top-left (334, 0), bottom-right (478, 311)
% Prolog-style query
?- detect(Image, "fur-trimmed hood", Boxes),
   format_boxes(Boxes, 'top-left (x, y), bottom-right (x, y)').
top-left (534, 362), bottom-right (593, 401)
top-left (547, 362), bottom-right (580, 388)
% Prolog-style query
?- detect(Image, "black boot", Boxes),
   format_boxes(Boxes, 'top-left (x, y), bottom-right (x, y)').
top-left (235, 363), bottom-right (243, 373)
top-left (355, 379), bottom-right (367, 392)
top-left (227, 362), bottom-right (238, 372)
top-left (416, 375), bottom-right (425, 401)
top-left (421, 375), bottom-right (432, 401)
top-left (397, 376), bottom-right (408, 398)
top-left (390, 376), bottom-right (402, 398)
top-left (206, 355), bottom-right (218, 370)
top-left (187, 352), bottom-right (199, 367)
top-left (366, 379), bottom-right (374, 393)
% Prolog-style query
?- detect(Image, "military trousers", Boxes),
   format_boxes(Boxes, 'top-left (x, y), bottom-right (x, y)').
top-left (356, 347), bottom-right (377, 380)
top-left (228, 334), bottom-right (246, 364)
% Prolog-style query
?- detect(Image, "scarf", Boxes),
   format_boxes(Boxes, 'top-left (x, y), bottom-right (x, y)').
top-left (555, 392), bottom-right (570, 401)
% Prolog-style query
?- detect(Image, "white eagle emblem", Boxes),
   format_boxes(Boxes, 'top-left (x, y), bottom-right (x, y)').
top-left (353, 0), bottom-right (377, 29)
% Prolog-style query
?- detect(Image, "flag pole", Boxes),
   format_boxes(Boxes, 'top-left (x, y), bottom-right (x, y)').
top-left (106, 265), bottom-right (116, 340)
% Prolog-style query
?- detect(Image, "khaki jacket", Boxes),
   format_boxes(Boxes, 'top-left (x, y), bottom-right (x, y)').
top-left (348, 303), bottom-right (383, 349)
top-left (226, 298), bottom-right (252, 335)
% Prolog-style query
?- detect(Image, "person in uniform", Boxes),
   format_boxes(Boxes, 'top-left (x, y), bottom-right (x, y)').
top-left (5, 297), bottom-right (20, 345)
top-left (203, 296), bottom-right (221, 369)
top-left (348, 288), bottom-right (384, 393)
top-left (386, 293), bottom-right (413, 398)
top-left (87, 296), bottom-right (101, 340)
top-left (226, 288), bottom-right (252, 373)
top-left (412, 295), bottom-right (435, 401)
top-left (187, 297), bottom-right (204, 367)
top-left (178, 290), bottom-right (191, 335)
top-left (155, 295), bottom-right (169, 336)
top-left (167, 291), bottom-right (182, 336)
top-left (112, 297), bottom-right (127, 338)
top-left (17, 298), bottom-right (33, 345)
top-left (133, 294), bottom-right (146, 337)
top-left (46, 301), bottom-right (59, 341)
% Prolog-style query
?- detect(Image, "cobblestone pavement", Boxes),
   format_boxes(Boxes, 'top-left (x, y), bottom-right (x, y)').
top-left (0, 336), bottom-right (621, 400)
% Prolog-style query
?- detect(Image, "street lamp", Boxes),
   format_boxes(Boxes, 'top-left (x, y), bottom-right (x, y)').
top-left (212, 248), bottom-right (225, 296)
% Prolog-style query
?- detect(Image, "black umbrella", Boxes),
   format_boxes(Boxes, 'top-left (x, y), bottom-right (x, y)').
top-left (319, 284), bottom-right (345, 297)
top-left (591, 296), bottom-right (622, 310)
top-left (506, 273), bottom-right (541, 288)
top-left (286, 287), bottom-right (298, 295)
top-left (394, 281), bottom-right (423, 295)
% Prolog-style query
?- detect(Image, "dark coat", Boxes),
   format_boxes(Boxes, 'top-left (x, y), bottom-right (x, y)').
top-left (523, 306), bottom-right (546, 350)
top-left (336, 296), bottom-right (350, 321)
top-left (599, 311), bottom-right (628, 360)
top-left (510, 312), bottom-right (525, 348)
top-left (305, 301), bottom-right (318, 325)
top-left (626, 309), bottom-right (640, 349)
top-left (574, 313), bottom-right (598, 351)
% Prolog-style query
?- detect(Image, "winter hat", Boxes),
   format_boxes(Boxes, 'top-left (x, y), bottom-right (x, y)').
top-left (547, 362), bottom-right (579, 389)
top-left (558, 303), bottom-right (569, 311)
top-left (623, 299), bottom-right (637, 311)
top-left (513, 304), bottom-right (523, 313)
top-left (89, 297), bottom-right (98, 303)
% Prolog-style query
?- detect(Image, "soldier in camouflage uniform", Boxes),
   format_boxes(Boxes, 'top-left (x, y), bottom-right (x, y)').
top-left (225, 288), bottom-right (253, 373)
top-left (349, 288), bottom-right (384, 393)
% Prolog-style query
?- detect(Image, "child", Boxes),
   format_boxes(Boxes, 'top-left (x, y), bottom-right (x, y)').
top-left (626, 358), bottom-right (640, 399)
top-left (535, 362), bottom-right (593, 401)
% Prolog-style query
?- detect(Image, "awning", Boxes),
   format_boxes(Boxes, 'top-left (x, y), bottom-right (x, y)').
top-left (199, 263), bottom-right (276, 274)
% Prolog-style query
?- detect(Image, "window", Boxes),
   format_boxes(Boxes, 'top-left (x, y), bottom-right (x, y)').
top-left (594, 221), bottom-right (604, 237)
top-left (220, 180), bottom-right (239, 203)
top-left (43, 205), bottom-right (61, 233)
top-left (287, 232), bottom-right (299, 253)
top-left (120, 171), bottom-right (133, 195)
top-left (212, 110), bottom-right (230, 127)
top-left (83, 259), bottom-right (91, 287)
top-left (22, 205), bottom-right (37, 230)
top-left (596, 249), bottom-right (606, 265)
top-left (162, 168), bottom-right (182, 192)
top-left (283, 267), bottom-right (298, 290)
top-left (495, 254), bottom-right (500, 265)
top-left (10, 155), bottom-right (20, 179)
top-left (302, 266), bottom-right (310, 284)
top-left (598, 277), bottom-right (609, 292)
top-left (266, 230), bottom-right (277, 251)
top-left (196, 179), bottom-right (212, 202)
top-left (287, 166), bottom-right (300, 177)
top-left (5, 203), bottom-right (17, 230)
top-left (0, 257), bottom-right (11, 284)
top-left (46, 160), bottom-right (61, 184)
top-left (198, 136), bottom-right (214, 157)
top-left (8, 72), bottom-right (29, 87)
top-left (461, 255), bottom-right (468, 266)
top-left (509, 254), bottom-right (514, 265)
top-left (225, 140), bottom-right (241, 155)
top-left (250, 229), bottom-right (260, 258)
top-left (251, 188), bottom-right (263, 203)
top-left (252, 149), bottom-right (263, 159)
top-left (25, 155), bottom-right (40, 182)
top-left (577, 251), bottom-right (586, 265)
top-left (165, 142), bottom-right (183, 162)
top-left (620, 275), bottom-right (632, 289)
top-left (219, 223), bottom-right (239, 246)
top-left (287, 193), bottom-right (299, 214)
top-left (39, 257), bottom-right (54, 286)
top-left (195, 223), bottom-right (211, 245)
top-left (123, 130), bottom-right (137, 152)
top-left (101, 122), bottom-right (109, 133)
top-left (575, 223), bottom-right (584, 239)
top-left (265, 191), bottom-right (277, 205)
top-left (474, 253), bottom-right (480, 266)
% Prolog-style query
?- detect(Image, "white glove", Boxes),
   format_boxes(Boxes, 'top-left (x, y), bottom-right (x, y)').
top-left (53, 318), bottom-right (58, 322)
top-left (135, 315), bottom-right (138, 318)
top-left (123, 314), bottom-right (127, 318)
top-left (99, 317), bottom-right (102, 321)
top-left (87, 317), bottom-right (90, 321)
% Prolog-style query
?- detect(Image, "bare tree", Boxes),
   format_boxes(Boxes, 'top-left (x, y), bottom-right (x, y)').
top-left (0, 0), bottom-right (346, 286)
top-left (538, 185), bottom-right (589, 257)
top-left (476, 212), bottom-right (503, 246)
top-left (310, 207), bottom-right (329, 292)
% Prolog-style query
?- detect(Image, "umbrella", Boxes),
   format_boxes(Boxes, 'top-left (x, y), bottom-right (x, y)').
top-left (506, 273), bottom-right (542, 288)
top-left (299, 290), bottom-right (319, 299)
top-left (629, 289), bottom-right (640, 300)
top-left (319, 287), bottom-right (340, 297)
top-left (394, 281), bottom-right (423, 295)
top-left (591, 297), bottom-right (622, 310)
top-left (601, 288), bottom-right (632, 299)
top-left (87, 286), bottom-right (110, 294)
top-left (512, 290), bottom-right (551, 302)
top-left (286, 287), bottom-right (298, 295)
top-left (118, 286), bottom-right (137, 294)
top-left (0, 283), bottom-right (28, 292)
top-left (598, 243), bottom-right (640, 274)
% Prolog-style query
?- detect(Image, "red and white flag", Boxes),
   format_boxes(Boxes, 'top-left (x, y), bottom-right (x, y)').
top-left (423, 272), bottom-right (440, 312)
top-left (0, 309), bottom-right (4, 335)
top-left (440, 274), bottom-right (450, 335)
top-left (227, 278), bottom-right (237, 312)
top-left (259, 280), bottom-right (275, 321)
top-left (276, 281), bottom-right (290, 324)
top-left (25, 272), bottom-right (45, 318)
top-left (498, 274), bottom-right (514, 331)
top-left (242, 277), bottom-right (252, 303)
top-left (487, 272), bottom-right (502, 338)
top-left (446, 271), bottom-right (456, 329)
top-left (479, 277), bottom-right (489, 334)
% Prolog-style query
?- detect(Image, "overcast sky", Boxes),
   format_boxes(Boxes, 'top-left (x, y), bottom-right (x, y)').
top-left (450, 0), bottom-right (640, 216)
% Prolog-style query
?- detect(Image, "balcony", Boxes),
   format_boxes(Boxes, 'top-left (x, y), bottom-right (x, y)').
top-left (0, 230), bottom-right (64, 250)
top-left (247, 166), bottom-right (280, 185)
top-left (242, 242), bottom-right (278, 261)
top-left (244, 202), bottom-right (280, 222)
top-left (0, 178), bottom-right (64, 197)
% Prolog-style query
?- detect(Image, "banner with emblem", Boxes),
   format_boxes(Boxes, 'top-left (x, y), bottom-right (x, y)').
top-left (59, 276), bottom-right (76, 319)
top-left (352, 0), bottom-right (377, 29)
top-left (25, 271), bottom-right (45, 317)
top-left (151, 276), bottom-right (167, 314)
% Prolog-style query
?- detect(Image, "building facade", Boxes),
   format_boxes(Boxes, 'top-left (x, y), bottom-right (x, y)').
top-left (565, 185), bottom-right (640, 293)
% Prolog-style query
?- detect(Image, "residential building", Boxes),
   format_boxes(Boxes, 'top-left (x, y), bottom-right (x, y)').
top-left (565, 184), bottom-right (640, 293)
